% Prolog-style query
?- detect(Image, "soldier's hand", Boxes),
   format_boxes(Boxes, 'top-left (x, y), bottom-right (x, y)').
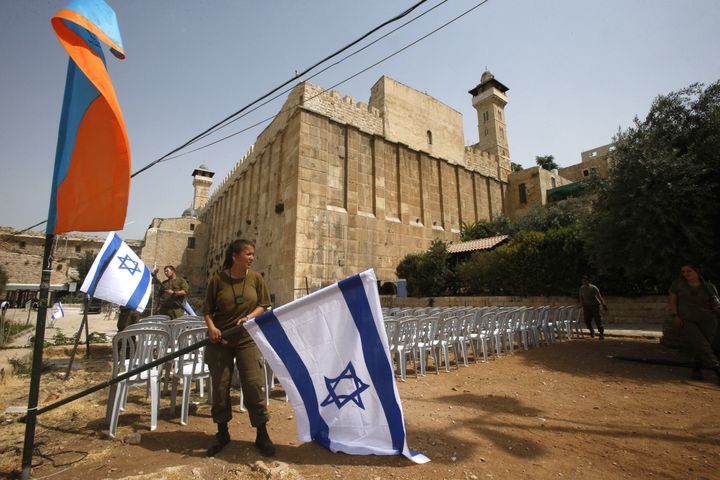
top-left (208, 324), bottom-right (222, 343)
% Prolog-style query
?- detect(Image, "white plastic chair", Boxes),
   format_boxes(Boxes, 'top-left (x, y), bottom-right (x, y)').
top-left (106, 328), bottom-right (170, 438)
top-left (170, 327), bottom-right (211, 425)
top-left (435, 317), bottom-right (461, 372)
top-left (415, 316), bottom-right (439, 375)
top-left (395, 318), bottom-right (418, 381)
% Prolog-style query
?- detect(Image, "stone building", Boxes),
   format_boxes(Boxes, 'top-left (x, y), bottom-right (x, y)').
top-left (193, 73), bottom-right (514, 306)
top-left (139, 165), bottom-right (214, 297)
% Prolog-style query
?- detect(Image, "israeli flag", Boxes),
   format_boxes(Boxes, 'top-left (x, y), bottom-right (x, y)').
top-left (80, 232), bottom-right (151, 313)
top-left (182, 300), bottom-right (196, 316)
top-left (245, 269), bottom-right (429, 463)
top-left (50, 302), bottom-right (65, 325)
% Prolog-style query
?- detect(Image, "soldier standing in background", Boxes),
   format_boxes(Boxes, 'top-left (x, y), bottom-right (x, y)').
top-left (154, 265), bottom-right (189, 319)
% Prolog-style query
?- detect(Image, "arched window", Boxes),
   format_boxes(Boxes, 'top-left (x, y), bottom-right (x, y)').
top-left (426, 130), bottom-right (433, 145)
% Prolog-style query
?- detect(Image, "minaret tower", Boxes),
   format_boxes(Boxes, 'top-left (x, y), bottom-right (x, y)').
top-left (468, 70), bottom-right (510, 164)
top-left (191, 164), bottom-right (215, 210)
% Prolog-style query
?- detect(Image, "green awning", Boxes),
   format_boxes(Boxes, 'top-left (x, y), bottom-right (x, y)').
top-left (547, 182), bottom-right (589, 202)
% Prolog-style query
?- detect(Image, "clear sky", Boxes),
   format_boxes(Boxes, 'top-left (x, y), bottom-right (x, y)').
top-left (1, 0), bottom-right (719, 241)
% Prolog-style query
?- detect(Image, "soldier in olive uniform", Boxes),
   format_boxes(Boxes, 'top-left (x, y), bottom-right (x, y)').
top-left (204, 239), bottom-right (274, 457)
top-left (154, 265), bottom-right (189, 318)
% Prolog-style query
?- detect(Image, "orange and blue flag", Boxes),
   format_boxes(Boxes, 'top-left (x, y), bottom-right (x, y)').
top-left (47, 0), bottom-right (130, 234)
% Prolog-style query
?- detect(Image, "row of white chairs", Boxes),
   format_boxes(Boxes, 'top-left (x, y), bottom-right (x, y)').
top-left (381, 305), bottom-right (583, 381)
top-left (105, 315), bottom-right (286, 437)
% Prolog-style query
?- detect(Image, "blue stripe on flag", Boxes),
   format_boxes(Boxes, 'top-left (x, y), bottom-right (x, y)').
top-left (86, 233), bottom-right (123, 297)
top-left (255, 311), bottom-right (331, 449)
top-left (338, 274), bottom-right (405, 454)
top-left (126, 266), bottom-right (150, 311)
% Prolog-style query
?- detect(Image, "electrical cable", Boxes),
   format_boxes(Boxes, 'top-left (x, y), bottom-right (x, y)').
top-left (162, 0), bottom-right (491, 163)
top-left (2, 0), bottom-right (433, 241)
top-left (130, 0), bottom-right (430, 178)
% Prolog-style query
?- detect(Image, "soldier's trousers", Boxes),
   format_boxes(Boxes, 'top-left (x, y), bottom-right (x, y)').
top-left (204, 334), bottom-right (269, 427)
top-left (683, 317), bottom-right (720, 367)
top-left (582, 304), bottom-right (604, 334)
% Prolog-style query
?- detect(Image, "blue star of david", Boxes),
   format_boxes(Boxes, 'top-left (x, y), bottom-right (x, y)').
top-left (117, 254), bottom-right (141, 276)
top-left (320, 362), bottom-right (370, 410)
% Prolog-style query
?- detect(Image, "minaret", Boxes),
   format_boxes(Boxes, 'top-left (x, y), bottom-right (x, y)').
top-left (191, 164), bottom-right (215, 210)
top-left (468, 70), bottom-right (510, 164)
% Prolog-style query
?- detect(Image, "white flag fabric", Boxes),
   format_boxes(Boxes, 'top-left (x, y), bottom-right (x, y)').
top-left (182, 300), bottom-right (196, 316)
top-left (80, 232), bottom-right (151, 313)
top-left (50, 302), bottom-right (64, 325)
top-left (245, 269), bottom-right (429, 463)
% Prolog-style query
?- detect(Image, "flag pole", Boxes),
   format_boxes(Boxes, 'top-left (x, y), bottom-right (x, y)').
top-left (63, 296), bottom-right (89, 380)
top-left (21, 233), bottom-right (54, 480)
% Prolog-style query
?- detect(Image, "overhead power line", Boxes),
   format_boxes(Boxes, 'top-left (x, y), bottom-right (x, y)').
top-left (162, 0), bottom-right (491, 163)
top-left (130, 0), bottom-right (430, 178)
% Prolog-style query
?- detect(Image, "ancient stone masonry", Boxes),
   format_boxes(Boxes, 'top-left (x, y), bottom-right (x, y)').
top-left (196, 77), bottom-right (512, 306)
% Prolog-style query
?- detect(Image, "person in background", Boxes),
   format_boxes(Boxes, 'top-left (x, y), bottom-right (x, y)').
top-left (579, 275), bottom-right (609, 339)
top-left (116, 306), bottom-right (140, 332)
top-left (154, 265), bottom-right (189, 319)
top-left (669, 263), bottom-right (720, 383)
top-left (203, 239), bottom-right (274, 457)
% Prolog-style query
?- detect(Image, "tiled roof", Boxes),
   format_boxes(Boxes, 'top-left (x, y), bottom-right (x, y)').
top-left (447, 234), bottom-right (509, 254)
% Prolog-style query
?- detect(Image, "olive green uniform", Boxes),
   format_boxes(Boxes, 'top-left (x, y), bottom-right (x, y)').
top-left (158, 277), bottom-right (189, 319)
top-left (579, 283), bottom-right (604, 336)
top-left (117, 306), bottom-right (140, 332)
top-left (670, 279), bottom-right (720, 367)
top-left (204, 269), bottom-right (271, 426)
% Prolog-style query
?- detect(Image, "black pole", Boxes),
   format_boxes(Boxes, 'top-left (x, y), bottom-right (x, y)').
top-left (63, 302), bottom-right (88, 380)
top-left (83, 297), bottom-right (91, 357)
top-left (21, 233), bottom-right (54, 480)
top-left (19, 322), bottom-right (246, 421)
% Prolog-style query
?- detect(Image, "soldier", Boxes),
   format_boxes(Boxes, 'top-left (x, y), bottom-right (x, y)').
top-left (579, 275), bottom-right (609, 339)
top-left (204, 239), bottom-right (274, 457)
top-left (154, 265), bottom-right (189, 319)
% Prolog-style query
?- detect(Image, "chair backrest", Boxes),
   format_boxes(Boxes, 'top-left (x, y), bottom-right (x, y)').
top-left (140, 315), bottom-right (171, 322)
top-left (384, 319), bottom-right (399, 351)
top-left (397, 319), bottom-right (418, 348)
top-left (416, 316), bottom-right (438, 346)
top-left (176, 327), bottom-right (209, 373)
top-left (111, 328), bottom-right (170, 378)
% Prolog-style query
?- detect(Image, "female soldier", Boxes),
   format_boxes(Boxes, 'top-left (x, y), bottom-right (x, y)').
top-left (204, 239), bottom-right (275, 456)
top-left (669, 263), bottom-right (720, 383)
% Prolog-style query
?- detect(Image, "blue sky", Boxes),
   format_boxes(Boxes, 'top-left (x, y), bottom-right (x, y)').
top-left (1, 0), bottom-right (719, 240)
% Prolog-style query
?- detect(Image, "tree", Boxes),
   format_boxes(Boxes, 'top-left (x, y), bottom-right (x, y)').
top-left (535, 154), bottom-right (558, 171)
top-left (586, 81), bottom-right (720, 291)
top-left (396, 239), bottom-right (453, 297)
top-left (510, 162), bottom-right (524, 172)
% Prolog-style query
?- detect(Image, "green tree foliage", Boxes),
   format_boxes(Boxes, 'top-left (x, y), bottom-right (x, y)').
top-left (511, 162), bottom-right (524, 172)
top-left (586, 81), bottom-right (720, 291)
top-left (396, 239), bottom-right (452, 297)
top-left (460, 220), bottom-right (498, 241)
top-left (457, 225), bottom-right (588, 295)
top-left (535, 154), bottom-right (559, 171)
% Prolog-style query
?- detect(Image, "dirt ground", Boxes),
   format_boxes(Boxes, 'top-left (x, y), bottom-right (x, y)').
top-left (1, 336), bottom-right (718, 480)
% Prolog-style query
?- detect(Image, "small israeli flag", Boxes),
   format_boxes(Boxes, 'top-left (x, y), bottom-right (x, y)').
top-left (182, 300), bottom-right (196, 316)
top-left (80, 232), bottom-right (151, 313)
top-left (50, 302), bottom-right (65, 326)
top-left (245, 269), bottom-right (429, 463)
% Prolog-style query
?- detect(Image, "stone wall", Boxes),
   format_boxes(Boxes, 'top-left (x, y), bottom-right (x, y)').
top-left (380, 295), bottom-right (669, 326)
top-left (369, 76), bottom-right (465, 165)
top-left (196, 78), bottom-right (512, 307)
top-left (140, 217), bottom-right (206, 295)
top-left (506, 166), bottom-right (572, 217)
